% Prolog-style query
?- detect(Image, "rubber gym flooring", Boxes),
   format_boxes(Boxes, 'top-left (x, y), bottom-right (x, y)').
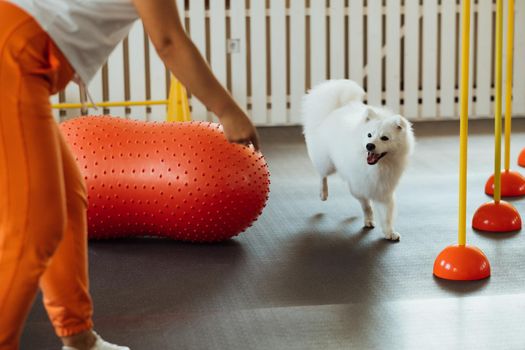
top-left (22, 119), bottom-right (525, 349)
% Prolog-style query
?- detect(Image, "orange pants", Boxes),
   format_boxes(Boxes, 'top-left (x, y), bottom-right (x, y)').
top-left (0, 2), bottom-right (93, 349)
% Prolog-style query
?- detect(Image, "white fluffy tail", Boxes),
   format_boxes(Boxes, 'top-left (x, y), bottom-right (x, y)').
top-left (302, 79), bottom-right (365, 132)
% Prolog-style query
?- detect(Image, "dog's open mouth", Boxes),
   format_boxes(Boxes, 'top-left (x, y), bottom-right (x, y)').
top-left (367, 152), bottom-right (387, 165)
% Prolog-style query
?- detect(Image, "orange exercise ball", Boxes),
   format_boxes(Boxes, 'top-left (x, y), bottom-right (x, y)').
top-left (60, 116), bottom-right (270, 242)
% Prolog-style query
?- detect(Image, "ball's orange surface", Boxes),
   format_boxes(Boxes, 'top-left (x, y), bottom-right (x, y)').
top-left (60, 116), bottom-right (270, 242)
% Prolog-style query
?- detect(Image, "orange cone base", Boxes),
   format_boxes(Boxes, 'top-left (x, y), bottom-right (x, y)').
top-left (485, 170), bottom-right (525, 197)
top-left (472, 201), bottom-right (522, 232)
top-left (519, 148), bottom-right (525, 167)
top-left (433, 244), bottom-right (490, 281)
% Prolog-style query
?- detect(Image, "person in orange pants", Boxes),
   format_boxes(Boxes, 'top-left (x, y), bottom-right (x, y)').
top-left (0, 0), bottom-right (260, 349)
top-left (0, 4), bottom-right (105, 350)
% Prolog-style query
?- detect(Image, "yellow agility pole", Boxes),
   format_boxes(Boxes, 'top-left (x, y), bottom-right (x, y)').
top-left (484, 0), bottom-right (525, 197)
top-left (472, 0), bottom-right (521, 233)
top-left (493, 0), bottom-right (504, 204)
top-left (504, 0), bottom-right (514, 172)
top-left (457, 0), bottom-right (472, 246)
top-left (53, 100), bottom-right (169, 109)
top-left (53, 78), bottom-right (193, 123)
top-left (167, 75), bottom-right (191, 122)
top-left (433, 0), bottom-right (491, 281)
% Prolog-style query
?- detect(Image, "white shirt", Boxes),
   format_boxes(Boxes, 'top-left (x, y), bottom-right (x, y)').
top-left (8, 0), bottom-right (139, 84)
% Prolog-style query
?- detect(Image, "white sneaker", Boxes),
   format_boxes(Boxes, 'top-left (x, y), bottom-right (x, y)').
top-left (62, 331), bottom-right (130, 350)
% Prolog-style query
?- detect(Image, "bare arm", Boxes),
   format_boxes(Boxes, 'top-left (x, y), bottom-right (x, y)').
top-left (132, 0), bottom-right (260, 150)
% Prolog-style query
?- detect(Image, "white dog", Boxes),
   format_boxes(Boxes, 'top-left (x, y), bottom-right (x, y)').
top-left (302, 80), bottom-right (415, 241)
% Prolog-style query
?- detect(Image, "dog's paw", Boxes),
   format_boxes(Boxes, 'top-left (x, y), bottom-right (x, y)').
top-left (320, 191), bottom-right (328, 201)
top-left (384, 231), bottom-right (401, 241)
top-left (364, 219), bottom-right (375, 228)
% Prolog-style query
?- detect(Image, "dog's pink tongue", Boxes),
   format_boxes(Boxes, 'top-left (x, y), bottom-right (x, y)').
top-left (367, 152), bottom-right (379, 165)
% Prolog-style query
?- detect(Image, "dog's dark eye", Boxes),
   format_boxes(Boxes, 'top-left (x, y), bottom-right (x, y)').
top-left (380, 136), bottom-right (389, 141)
top-left (367, 133), bottom-right (372, 138)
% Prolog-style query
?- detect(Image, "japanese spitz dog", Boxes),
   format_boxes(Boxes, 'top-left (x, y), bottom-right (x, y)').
top-left (302, 80), bottom-right (415, 241)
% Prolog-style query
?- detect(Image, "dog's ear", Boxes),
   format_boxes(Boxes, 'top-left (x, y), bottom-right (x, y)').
top-left (365, 108), bottom-right (379, 122)
top-left (394, 115), bottom-right (410, 131)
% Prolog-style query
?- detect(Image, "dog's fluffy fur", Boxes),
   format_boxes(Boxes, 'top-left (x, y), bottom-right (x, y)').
top-left (302, 80), bottom-right (415, 241)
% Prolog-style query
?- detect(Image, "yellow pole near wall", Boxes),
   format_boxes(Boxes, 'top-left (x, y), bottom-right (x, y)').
top-left (457, 0), bottom-right (471, 246)
top-left (53, 100), bottom-right (169, 109)
top-left (493, 0), bottom-right (503, 204)
top-left (504, 0), bottom-right (514, 172)
top-left (167, 75), bottom-right (191, 122)
top-left (483, 0), bottom-right (525, 197)
top-left (433, 0), bottom-right (490, 281)
top-left (471, 0), bottom-right (522, 233)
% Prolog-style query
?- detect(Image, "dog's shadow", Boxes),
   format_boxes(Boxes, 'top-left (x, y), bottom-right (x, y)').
top-left (262, 213), bottom-right (391, 305)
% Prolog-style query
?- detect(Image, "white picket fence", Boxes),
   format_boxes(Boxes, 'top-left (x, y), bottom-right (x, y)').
top-left (53, 0), bottom-right (525, 125)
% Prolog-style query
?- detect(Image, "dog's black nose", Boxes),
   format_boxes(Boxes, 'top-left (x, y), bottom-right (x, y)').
top-left (366, 143), bottom-right (375, 151)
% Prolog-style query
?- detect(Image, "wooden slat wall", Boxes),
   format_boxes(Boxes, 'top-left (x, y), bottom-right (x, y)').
top-left (107, 43), bottom-right (126, 117)
top-left (148, 27), bottom-right (167, 122)
top-left (349, 0), bottom-right (364, 89)
top-left (514, 0), bottom-right (525, 116)
top-left (55, 1), bottom-right (525, 125)
top-left (209, 0), bottom-right (226, 123)
top-left (310, 0), bottom-right (327, 89)
top-left (329, 0), bottom-right (345, 80)
top-left (366, 0), bottom-right (382, 106)
top-left (249, 0), bottom-right (267, 124)
top-left (189, 0), bottom-right (208, 121)
top-left (229, 0), bottom-right (248, 116)
top-left (270, 0), bottom-right (287, 124)
top-left (422, 0), bottom-right (438, 119)
top-left (127, 22), bottom-right (147, 120)
top-left (385, 0), bottom-right (400, 113)
top-left (439, 0), bottom-right (457, 119)
top-left (403, 0), bottom-right (420, 119)
top-left (289, 0), bottom-right (306, 124)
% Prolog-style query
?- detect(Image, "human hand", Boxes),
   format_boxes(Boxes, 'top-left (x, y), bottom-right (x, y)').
top-left (219, 104), bottom-right (260, 151)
